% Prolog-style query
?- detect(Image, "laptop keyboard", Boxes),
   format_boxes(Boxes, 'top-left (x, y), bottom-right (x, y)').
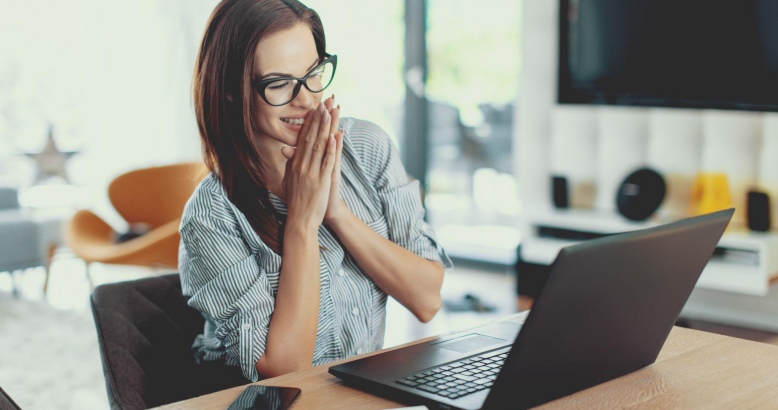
top-left (394, 350), bottom-right (508, 400)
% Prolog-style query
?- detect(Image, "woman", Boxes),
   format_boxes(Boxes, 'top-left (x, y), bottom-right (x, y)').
top-left (180, 0), bottom-right (451, 383)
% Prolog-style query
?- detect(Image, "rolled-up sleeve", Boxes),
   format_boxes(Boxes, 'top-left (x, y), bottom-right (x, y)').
top-left (179, 214), bottom-right (275, 382)
top-left (372, 131), bottom-right (453, 269)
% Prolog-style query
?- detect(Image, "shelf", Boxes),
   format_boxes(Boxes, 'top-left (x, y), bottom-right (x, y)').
top-left (435, 224), bottom-right (520, 266)
top-left (683, 282), bottom-right (778, 332)
top-left (520, 209), bottom-right (778, 296)
top-left (525, 208), bottom-right (672, 232)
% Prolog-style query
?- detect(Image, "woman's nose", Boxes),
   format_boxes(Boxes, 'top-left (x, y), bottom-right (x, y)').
top-left (290, 85), bottom-right (317, 109)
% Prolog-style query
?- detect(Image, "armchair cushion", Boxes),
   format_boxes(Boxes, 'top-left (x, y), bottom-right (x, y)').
top-left (0, 187), bottom-right (19, 210)
top-left (0, 213), bottom-right (42, 272)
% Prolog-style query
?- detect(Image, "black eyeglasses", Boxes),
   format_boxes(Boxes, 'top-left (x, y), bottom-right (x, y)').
top-left (252, 54), bottom-right (337, 106)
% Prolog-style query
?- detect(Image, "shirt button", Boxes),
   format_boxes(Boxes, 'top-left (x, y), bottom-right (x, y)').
top-left (338, 269), bottom-right (345, 277)
top-left (242, 324), bottom-right (251, 331)
top-left (352, 307), bottom-right (359, 316)
top-left (357, 348), bottom-right (364, 354)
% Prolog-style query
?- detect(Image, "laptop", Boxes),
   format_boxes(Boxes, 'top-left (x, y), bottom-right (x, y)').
top-left (329, 209), bottom-right (734, 409)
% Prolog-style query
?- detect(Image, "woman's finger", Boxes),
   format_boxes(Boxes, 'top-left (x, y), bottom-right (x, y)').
top-left (309, 108), bottom-right (332, 173)
top-left (329, 104), bottom-right (340, 137)
top-left (299, 103), bottom-right (326, 171)
top-left (336, 128), bottom-right (344, 162)
top-left (295, 105), bottom-right (317, 149)
top-left (280, 145), bottom-right (297, 160)
top-left (332, 127), bottom-right (344, 178)
top-left (322, 134), bottom-right (336, 174)
top-left (324, 94), bottom-right (335, 111)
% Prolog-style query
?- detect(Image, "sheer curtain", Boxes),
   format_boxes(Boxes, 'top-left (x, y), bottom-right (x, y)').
top-left (0, 0), bottom-right (217, 227)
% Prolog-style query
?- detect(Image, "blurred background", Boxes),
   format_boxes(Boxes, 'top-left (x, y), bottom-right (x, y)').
top-left (0, 1), bottom-right (523, 408)
top-left (0, 0), bottom-right (522, 264)
top-left (5, 1), bottom-right (778, 409)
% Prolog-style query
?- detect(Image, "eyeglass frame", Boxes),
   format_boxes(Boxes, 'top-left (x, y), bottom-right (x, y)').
top-left (251, 54), bottom-right (338, 106)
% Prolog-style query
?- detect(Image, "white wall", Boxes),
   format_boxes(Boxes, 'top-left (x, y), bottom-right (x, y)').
top-left (515, 0), bottom-right (778, 227)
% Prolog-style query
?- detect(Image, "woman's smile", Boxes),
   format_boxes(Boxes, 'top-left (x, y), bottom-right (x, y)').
top-left (280, 116), bottom-right (305, 133)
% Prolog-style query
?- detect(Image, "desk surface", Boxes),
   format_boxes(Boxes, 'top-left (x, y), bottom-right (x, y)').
top-left (158, 315), bottom-right (778, 409)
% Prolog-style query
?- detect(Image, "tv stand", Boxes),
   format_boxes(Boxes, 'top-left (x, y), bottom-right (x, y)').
top-left (519, 209), bottom-right (778, 332)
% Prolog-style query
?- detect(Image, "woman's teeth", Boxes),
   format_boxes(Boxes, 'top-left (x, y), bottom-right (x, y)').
top-left (282, 118), bottom-right (304, 125)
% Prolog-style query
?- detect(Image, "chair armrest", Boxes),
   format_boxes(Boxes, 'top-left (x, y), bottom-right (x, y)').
top-left (65, 210), bottom-right (117, 258)
top-left (86, 219), bottom-right (183, 267)
top-left (66, 211), bottom-right (182, 268)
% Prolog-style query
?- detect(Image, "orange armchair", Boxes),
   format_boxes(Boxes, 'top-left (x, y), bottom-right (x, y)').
top-left (65, 162), bottom-right (207, 271)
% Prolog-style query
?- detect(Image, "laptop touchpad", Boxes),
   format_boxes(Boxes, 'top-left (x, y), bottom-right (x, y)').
top-left (433, 334), bottom-right (507, 353)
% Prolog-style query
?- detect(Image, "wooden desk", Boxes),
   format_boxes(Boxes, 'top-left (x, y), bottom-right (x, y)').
top-left (158, 318), bottom-right (778, 409)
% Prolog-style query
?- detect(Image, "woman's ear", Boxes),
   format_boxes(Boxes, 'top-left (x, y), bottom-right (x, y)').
top-left (226, 93), bottom-right (234, 102)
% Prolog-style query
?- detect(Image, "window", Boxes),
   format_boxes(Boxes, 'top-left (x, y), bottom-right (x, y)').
top-left (424, 0), bottom-right (523, 264)
top-left (305, 0), bottom-right (405, 145)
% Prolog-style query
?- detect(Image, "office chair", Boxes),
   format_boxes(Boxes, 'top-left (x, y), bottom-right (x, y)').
top-left (0, 385), bottom-right (22, 410)
top-left (90, 273), bottom-right (248, 409)
top-left (65, 162), bottom-right (207, 275)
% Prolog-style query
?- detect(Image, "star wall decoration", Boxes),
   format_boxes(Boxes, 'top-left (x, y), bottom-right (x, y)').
top-left (24, 125), bottom-right (79, 184)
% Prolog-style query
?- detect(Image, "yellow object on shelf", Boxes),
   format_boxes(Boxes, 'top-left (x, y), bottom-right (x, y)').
top-left (690, 172), bottom-right (732, 216)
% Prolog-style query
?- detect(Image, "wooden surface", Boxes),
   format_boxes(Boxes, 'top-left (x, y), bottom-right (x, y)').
top-left (157, 315), bottom-right (778, 409)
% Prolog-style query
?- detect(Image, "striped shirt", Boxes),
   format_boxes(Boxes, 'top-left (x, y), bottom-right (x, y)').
top-left (179, 117), bottom-right (452, 382)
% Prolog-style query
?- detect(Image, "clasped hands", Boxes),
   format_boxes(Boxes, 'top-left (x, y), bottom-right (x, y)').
top-left (280, 95), bottom-right (346, 230)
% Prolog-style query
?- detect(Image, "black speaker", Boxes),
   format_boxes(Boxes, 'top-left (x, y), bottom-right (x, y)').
top-left (747, 191), bottom-right (771, 232)
top-left (616, 168), bottom-right (666, 221)
top-left (552, 176), bottom-right (569, 209)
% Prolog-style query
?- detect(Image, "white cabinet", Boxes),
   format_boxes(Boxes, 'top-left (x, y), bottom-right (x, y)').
top-left (521, 208), bottom-right (778, 296)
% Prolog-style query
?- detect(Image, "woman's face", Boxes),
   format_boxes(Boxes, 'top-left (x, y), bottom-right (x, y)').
top-left (252, 22), bottom-right (322, 151)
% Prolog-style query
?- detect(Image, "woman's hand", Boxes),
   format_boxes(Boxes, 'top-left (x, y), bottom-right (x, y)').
top-left (322, 96), bottom-right (346, 223)
top-left (281, 95), bottom-right (346, 224)
top-left (281, 102), bottom-right (337, 232)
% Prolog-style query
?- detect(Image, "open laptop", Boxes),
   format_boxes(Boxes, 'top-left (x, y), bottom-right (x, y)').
top-left (330, 209), bottom-right (734, 409)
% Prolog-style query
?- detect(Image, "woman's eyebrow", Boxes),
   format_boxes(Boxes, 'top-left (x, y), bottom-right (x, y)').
top-left (258, 58), bottom-right (320, 80)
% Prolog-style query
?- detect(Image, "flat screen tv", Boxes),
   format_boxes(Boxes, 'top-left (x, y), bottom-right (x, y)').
top-left (558, 0), bottom-right (778, 112)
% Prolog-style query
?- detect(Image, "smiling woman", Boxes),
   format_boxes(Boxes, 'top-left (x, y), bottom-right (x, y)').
top-left (181, 0), bottom-right (452, 383)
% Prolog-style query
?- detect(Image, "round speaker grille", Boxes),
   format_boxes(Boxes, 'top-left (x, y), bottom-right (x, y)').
top-left (616, 168), bottom-right (666, 221)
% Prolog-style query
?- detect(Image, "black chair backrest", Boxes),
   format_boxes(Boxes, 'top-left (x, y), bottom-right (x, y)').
top-left (90, 273), bottom-right (247, 409)
top-left (0, 385), bottom-right (22, 410)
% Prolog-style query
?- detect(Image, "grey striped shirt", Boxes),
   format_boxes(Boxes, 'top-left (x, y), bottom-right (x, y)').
top-left (179, 117), bottom-right (452, 382)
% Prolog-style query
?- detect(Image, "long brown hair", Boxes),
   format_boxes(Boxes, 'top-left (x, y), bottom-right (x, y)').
top-left (193, 0), bottom-right (326, 253)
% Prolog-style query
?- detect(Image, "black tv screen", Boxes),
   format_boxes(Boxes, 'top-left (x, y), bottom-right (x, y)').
top-left (558, 0), bottom-right (778, 112)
